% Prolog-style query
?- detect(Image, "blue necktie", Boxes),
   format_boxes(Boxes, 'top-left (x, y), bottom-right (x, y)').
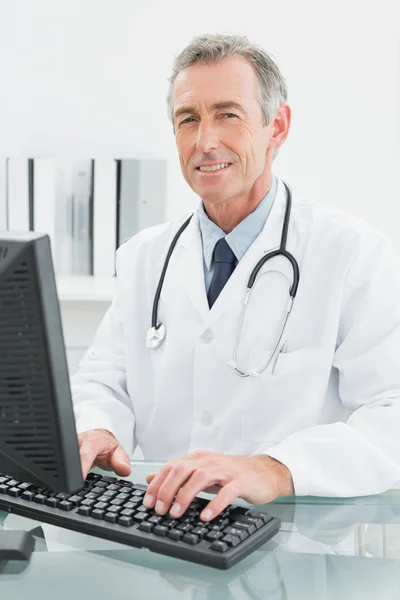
top-left (207, 238), bottom-right (237, 308)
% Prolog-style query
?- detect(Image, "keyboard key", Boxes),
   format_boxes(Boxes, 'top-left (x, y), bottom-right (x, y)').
top-left (68, 495), bottom-right (82, 506)
top-left (97, 495), bottom-right (111, 503)
top-left (83, 492), bottom-right (98, 500)
top-left (148, 515), bottom-right (163, 525)
top-left (0, 477), bottom-right (9, 485)
top-left (91, 509), bottom-right (106, 520)
top-left (162, 518), bottom-right (179, 529)
top-left (124, 501), bottom-right (139, 510)
top-left (107, 505), bottom-right (122, 513)
top-left (118, 516), bottom-right (134, 527)
top-left (231, 521), bottom-right (257, 535)
top-left (81, 499), bottom-right (96, 507)
top-left (121, 509), bottom-right (135, 517)
top-left (210, 541), bottom-right (229, 553)
top-left (138, 521), bottom-right (154, 533)
top-left (177, 523), bottom-right (193, 533)
top-left (133, 513), bottom-right (148, 523)
top-left (7, 479), bottom-right (19, 487)
top-left (136, 505), bottom-right (149, 513)
top-left (116, 492), bottom-right (129, 499)
top-left (45, 497), bottom-right (60, 508)
top-left (21, 491), bottom-right (35, 501)
top-left (192, 527), bottom-right (208, 538)
top-left (104, 513), bottom-right (118, 524)
top-left (95, 481), bottom-right (108, 488)
top-left (33, 494), bottom-right (47, 504)
top-left (223, 526), bottom-right (249, 541)
top-left (94, 502), bottom-right (108, 510)
top-left (110, 498), bottom-right (124, 506)
top-left (106, 484), bottom-right (120, 491)
top-left (247, 510), bottom-right (271, 520)
top-left (0, 484), bottom-right (8, 494)
top-left (18, 482), bottom-right (32, 491)
top-left (102, 476), bottom-right (118, 483)
top-left (183, 533), bottom-right (200, 545)
top-left (132, 490), bottom-right (145, 497)
top-left (154, 525), bottom-right (168, 537)
top-left (59, 501), bottom-right (74, 511)
top-left (78, 506), bottom-right (91, 516)
top-left (91, 487), bottom-right (104, 495)
top-left (7, 487), bottom-right (23, 497)
top-left (222, 534), bottom-right (241, 547)
top-left (205, 531), bottom-right (223, 542)
top-left (103, 490), bottom-right (117, 498)
top-left (168, 529), bottom-right (183, 541)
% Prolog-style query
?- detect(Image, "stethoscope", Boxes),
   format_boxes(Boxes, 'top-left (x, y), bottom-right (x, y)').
top-left (146, 181), bottom-right (300, 378)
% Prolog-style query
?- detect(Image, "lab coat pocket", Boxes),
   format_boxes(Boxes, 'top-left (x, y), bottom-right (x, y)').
top-left (241, 347), bottom-right (326, 442)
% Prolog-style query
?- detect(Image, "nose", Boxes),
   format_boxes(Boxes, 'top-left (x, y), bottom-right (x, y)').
top-left (196, 121), bottom-right (219, 153)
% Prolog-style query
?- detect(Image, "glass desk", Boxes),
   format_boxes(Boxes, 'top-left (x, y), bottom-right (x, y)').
top-left (1, 460), bottom-right (400, 599)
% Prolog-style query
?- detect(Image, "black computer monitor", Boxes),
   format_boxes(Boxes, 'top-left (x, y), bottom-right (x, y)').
top-left (0, 231), bottom-right (84, 494)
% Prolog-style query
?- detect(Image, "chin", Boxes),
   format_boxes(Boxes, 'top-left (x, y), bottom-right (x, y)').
top-left (198, 187), bottom-right (237, 206)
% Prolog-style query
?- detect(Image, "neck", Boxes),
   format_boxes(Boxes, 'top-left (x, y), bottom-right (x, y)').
top-left (202, 173), bottom-right (272, 234)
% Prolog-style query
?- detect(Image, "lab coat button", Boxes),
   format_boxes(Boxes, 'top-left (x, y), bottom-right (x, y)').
top-left (201, 411), bottom-right (212, 426)
top-left (201, 329), bottom-right (213, 343)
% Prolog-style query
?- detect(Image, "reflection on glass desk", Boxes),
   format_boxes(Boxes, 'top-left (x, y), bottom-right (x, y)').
top-left (1, 460), bottom-right (400, 599)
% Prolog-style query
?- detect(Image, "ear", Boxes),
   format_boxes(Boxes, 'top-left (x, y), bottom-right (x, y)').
top-left (269, 103), bottom-right (291, 151)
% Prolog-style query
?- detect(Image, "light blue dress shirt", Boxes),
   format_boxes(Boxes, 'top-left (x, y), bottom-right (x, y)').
top-left (198, 175), bottom-right (278, 292)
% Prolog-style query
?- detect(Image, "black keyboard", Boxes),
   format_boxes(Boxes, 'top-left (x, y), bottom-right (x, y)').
top-left (0, 472), bottom-right (281, 569)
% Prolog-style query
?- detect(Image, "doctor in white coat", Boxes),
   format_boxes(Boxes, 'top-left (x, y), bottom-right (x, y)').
top-left (72, 33), bottom-right (400, 524)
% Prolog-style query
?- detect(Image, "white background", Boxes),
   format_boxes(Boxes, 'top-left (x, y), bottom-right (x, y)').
top-left (1, 0), bottom-right (399, 373)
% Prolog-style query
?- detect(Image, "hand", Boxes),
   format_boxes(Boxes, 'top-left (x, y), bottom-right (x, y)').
top-left (143, 450), bottom-right (293, 522)
top-left (78, 429), bottom-right (131, 479)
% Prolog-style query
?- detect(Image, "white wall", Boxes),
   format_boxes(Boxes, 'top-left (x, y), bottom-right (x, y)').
top-left (1, 0), bottom-right (400, 369)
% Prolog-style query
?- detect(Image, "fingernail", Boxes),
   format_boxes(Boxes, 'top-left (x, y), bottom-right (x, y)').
top-left (155, 500), bottom-right (165, 514)
top-left (202, 509), bottom-right (214, 521)
top-left (143, 494), bottom-right (154, 508)
top-left (170, 503), bottom-right (181, 517)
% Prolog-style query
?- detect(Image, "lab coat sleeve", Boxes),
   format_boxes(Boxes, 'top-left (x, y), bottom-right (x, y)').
top-left (70, 247), bottom-right (136, 458)
top-left (265, 230), bottom-right (400, 497)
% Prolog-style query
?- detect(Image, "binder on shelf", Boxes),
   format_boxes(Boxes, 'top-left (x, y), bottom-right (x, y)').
top-left (0, 158), bottom-right (7, 230)
top-left (34, 159), bottom-right (93, 276)
top-left (117, 159), bottom-right (166, 247)
top-left (6, 158), bottom-right (31, 231)
top-left (93, 159), bottom-right (117, 278)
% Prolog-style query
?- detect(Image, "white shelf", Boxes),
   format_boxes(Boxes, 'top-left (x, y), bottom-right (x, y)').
top-left (56, 275), bottom-right (117, 302)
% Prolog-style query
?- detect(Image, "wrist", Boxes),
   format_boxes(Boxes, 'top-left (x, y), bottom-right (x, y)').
top-left (258, 454), bottom-right (294, 498)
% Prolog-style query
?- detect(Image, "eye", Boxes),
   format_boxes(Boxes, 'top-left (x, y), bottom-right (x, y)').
top-left (180, 117), bottom-right (196, 125)
top-left (222, 113), bottom-right (237, 119)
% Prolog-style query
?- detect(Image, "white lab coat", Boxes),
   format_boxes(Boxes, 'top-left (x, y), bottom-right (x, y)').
top-left (71, 178), bottom-right (400, 497)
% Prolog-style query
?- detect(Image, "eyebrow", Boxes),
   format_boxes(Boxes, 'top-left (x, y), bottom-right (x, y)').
top-left (174, 101), bottom-right (247, 121)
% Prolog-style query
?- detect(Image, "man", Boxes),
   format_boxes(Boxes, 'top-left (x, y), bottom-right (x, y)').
top-left (72, 33), bottom-right (400, 524)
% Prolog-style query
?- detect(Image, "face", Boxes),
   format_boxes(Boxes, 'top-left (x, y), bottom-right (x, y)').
top-left (172, 56), bottom-right (276, 206)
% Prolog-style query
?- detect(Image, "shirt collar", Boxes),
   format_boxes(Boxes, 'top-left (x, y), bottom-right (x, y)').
top-left (198, 175), bottom-right (278, 270)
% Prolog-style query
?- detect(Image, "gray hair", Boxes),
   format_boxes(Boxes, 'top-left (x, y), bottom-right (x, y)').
top-left (167, 34), bottom-right (288, 160)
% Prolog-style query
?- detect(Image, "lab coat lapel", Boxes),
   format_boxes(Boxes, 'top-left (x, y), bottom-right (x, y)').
top-left (177, 213), bottom-right (210, 322)
top-left (203, 179), bottom-right (294, 327)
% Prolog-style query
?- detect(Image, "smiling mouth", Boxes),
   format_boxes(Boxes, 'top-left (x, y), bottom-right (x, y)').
top-left (196, 162), bottom-right (232, 173)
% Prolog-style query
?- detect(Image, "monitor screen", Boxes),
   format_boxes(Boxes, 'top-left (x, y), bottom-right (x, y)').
top-left (0, 231), bottom-right (83, 493)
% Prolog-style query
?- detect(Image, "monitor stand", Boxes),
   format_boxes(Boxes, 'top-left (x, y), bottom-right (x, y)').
top-left (0, 530), bottom-right (35, 561)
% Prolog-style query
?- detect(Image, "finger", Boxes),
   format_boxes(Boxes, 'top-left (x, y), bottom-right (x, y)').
top-left (79, 439), bottom-right (104, 479)
top-left (143, 464), bottom-right (173, 509)
top-left (200, 481), bottom-right (240, 522)
top-left (145, 462), bottom-right (194, 514)
top-left (109, 445), bottom-right (131, 477)
top-left (146, 473), bottom-right (156, 484)
top-left (168, 467), bottom-right (217, 519)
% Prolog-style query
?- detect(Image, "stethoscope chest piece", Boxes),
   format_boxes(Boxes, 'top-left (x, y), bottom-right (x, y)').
top-left (146, 324), bottom-right (166, 349)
